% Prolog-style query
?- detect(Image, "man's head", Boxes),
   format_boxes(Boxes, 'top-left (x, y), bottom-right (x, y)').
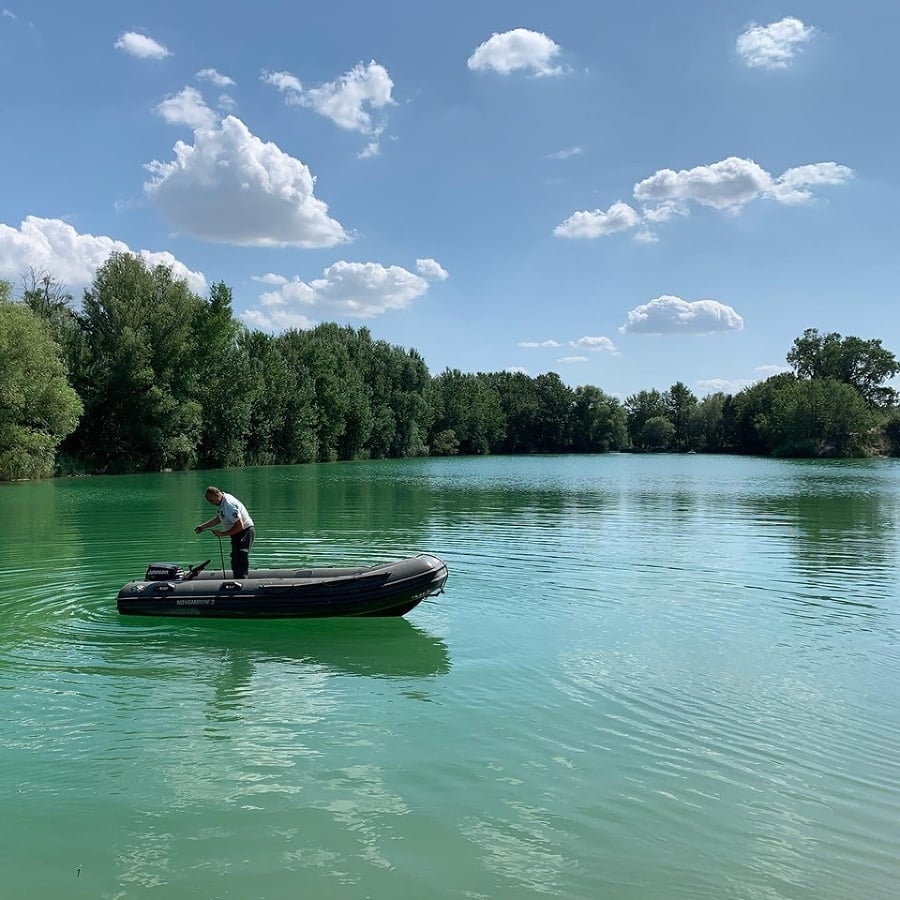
top-left (205, 486), bottom-right (223, 505)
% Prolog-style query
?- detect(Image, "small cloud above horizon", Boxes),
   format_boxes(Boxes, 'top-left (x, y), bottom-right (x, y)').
top-left (114, 31), bottom-right (171, 60)
top-left (620, 296), bottom-right (744, 335)
top-left (736, 17), bottom-right (815, 70)
top-left (468, 28), bottom-right (565, 77)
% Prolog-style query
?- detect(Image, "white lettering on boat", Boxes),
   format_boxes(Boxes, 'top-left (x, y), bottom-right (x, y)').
top-left (175, 598), bottom-right (216, 606)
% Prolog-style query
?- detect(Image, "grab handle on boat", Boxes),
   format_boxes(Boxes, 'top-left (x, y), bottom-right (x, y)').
top-left (156, 582), bottom-right (176, 593)
top-left (222, 581), bottom-right (243, 591)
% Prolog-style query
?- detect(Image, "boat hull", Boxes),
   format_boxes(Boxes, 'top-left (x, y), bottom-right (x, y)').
top-left (117, 554), bottom-right (448, 619)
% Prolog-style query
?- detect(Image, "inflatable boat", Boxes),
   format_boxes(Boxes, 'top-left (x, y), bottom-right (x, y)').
top-left (116, 553), bottom-right (449, 619)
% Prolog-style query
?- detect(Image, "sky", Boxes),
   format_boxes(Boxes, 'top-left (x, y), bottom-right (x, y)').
top-left (1, 0), bottom-right (897, 399)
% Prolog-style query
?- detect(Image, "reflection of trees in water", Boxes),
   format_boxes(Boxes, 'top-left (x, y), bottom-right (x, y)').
top-left (742, 490), bottom-right (896, 580)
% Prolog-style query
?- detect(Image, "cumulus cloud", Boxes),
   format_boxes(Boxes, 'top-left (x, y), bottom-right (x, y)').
top-left (517, 339), bottom-right (563, 349)
top-left (468, 28), bottom-right (564, 77)
top-left (619, 296), bottom-right (744, 335)
top-left (570, 336), bottom-right (617, 352)
top-left (244, 260), bottom-right (440, 330)
top-left (634, 157), bottom-right (852, 213)
top-left (557, 156), bottom-right (852, 241)
top-left (558, 356), bottom-right (588, 364)
top-left (155, 87), bottom-right (218, 131)
top-left (0, 216), bottom-right (206, 293)
top-left (262, 71), bottom-right (303, 94)
top-left (195, 67), bottom-right (235, 87)
top-left (416, 258), bottom-right (449, 280)
top-left (251, 273), bottom-right (289, 286)
top-left (736, 17), bottom-right (815, 69)
top-left (263, 61), bottom-right (395, 154)
top-left (143, 115), bottom-right (349, 248)
top-left (554, 201), bottom-right (640, 238)
top-left (114, 31), bottom-right (171, 60)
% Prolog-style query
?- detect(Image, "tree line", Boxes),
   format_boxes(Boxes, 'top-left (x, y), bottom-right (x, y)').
top-left (2, 253), bottom-right (899, 481)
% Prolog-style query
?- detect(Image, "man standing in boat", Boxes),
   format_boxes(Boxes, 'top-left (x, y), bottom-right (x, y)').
top-left (194, 487), bottom-right (255, 579)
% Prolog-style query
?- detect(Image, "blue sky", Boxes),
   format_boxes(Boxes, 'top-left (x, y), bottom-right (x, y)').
top-left (1, 1), bottom-right (897, 398)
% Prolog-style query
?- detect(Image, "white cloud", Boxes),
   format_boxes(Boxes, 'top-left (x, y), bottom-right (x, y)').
top-left (517, 339), bottom-right (563, 349)
top-left (468, 28), bottom-right (564, 77)
top-left (242, 308), bottom-right (315, 332)
top-left (634, 156), bottom-right (852, 214)
top-left (196, 68), bottom-right (235, 87)
top-left (736, 17), bottom-right (815, 70)
top-left (263, 62), bottom-right (395, 154)
top-left (548, 146), bottom-right (583, 160)
top-left (357, 140), bottom-right (381, 159)
top-left (245, 260), bottom-right (438, 329)
top-left (2, 9), bottom-right (16, 19)
top-left (634, 157), bottom-right (773, 211)
top-left (620, 296), bottom-right (744, 335)
top-left (506, 366), bottom-right (529, 375)
top-left (155, 87), bottom-right (217, 131)
top-left (262, 70), bottom-right (303, 94)
top-left (0, 216), bottom-right (206, 294)
top-left (416, 258), bottom-right (449, 281)
top-left (217, 93), bottom-right (237, 112)
top-left (696, 378), bottom-right (755, 395)
top-left (251, 273), bottom-right (289, 286)
top-left (755, 364), bottom-right (791, 377)
top-left (305, 61), bottom-right (394, 132)
top-left (642, 201), bottom-right (688, 224)
top-left (570, 336), bottom-right (617, 352)
top-left (554, 201), bottom-right (640, 238)
top-left (772, 162), bottom-right (854, 204)
top-left (114, 31), bottom-right (171, 60)
top-left (558, 356), bottom-right (588, 364)
top-left (557, 156), bottom-right (851, 241)
top-left (143, 115), bottom-right (349, 248)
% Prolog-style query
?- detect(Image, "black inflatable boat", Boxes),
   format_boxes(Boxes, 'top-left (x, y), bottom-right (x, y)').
top-left (117, 554), bottom-right (449, 618)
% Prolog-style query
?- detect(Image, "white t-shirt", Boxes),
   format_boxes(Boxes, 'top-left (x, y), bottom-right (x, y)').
top-left (217, 493), bottom-right (254, 531)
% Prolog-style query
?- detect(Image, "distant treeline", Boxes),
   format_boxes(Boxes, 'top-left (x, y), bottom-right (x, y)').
top-left (2, 253), bottom-right (899, 481)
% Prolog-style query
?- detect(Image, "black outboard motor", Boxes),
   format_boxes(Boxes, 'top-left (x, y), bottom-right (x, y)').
top-left (145, 563), bottom-right (185, 581)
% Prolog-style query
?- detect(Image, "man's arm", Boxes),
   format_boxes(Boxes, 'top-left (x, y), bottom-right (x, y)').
top-left (194, 515), bottom-right (221, 534)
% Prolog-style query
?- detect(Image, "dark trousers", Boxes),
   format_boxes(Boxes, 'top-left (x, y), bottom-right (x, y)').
top-left (230, 526), bottom-right (255, 579)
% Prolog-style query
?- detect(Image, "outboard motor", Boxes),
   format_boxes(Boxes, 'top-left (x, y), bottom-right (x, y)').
top-left (145, 563), bottom-right (185, 581)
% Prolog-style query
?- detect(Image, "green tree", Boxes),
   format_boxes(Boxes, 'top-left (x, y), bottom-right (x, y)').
top-left (532, 372), bottom-right (574, 451)
top-left (193, 281), bottom-right (253, 468)
top-left (729, 374), bottom-right (797, 455)
top-left (429, 370), bottom-right (505, 454)
top-left (787, 328), bottom-right (899, 407)
top-left (664, 381), bottom-right (698, 450)
top-left (642, 415), bottom-right (675, 450)
top-left (572, 385), bottom-right (628, 451)
top-left (20, 270), bottom-right (91, 403)
top-left (72, 253), bottom-right (204, 472)
top-left (0, 299), bottom-right (82, 480)
top-left (485, 371), bottom-right (540, 453)
top-left (625, 389), bottom-right (668, 449)
top-left (767, 377), bottom-right (873, 457)
top-left (688, 392), bottom-right (729, 452)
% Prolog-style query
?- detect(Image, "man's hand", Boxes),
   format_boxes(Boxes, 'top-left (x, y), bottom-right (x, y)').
top-left (194, 525), bottom-right (205, 534)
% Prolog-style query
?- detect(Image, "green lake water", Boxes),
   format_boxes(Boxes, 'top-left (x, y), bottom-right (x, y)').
top-left (2, 454), bottom-right (899, 899)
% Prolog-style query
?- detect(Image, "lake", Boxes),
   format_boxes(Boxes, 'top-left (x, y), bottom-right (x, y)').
top-left (2, 454), bottom-right (899, 899)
